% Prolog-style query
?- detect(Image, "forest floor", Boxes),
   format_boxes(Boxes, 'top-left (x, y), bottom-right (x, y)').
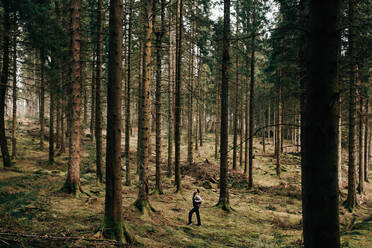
top-left (0, 119), bottom-right (371, 247)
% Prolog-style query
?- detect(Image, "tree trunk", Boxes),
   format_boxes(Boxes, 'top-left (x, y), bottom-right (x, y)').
top-left (104, 0), bottom-right (132, 243)
top-left (217, 0), bottom-right (231, 211)
top-left (95, 0), bottom-right (103, 184)
top-left (248, 2), bottom-right (256, 188)
top-left (49, 86), bottom-right (55, 163)
top-left (135, 0), bottom-right (154, 212)
top-left (63, 0), bottom-right (81, 195)
top-left (167, 0), bottom-right (175, 178)
top-left (364, 99), bottom-right (369, 182)
top-left (337, 88), bottom-right (342, 188)
top-left (174, 0), bottom-right (183, 192)
top-left (124, 0), bottom-right (134, 186)
top-left (232, 41), bottom-right (239, 170)
top-left (357, 93), bottom-right (364, 194)
top-left (90, 53), bottom-right (95, 141)
top-left (137, 43), bottom-right (143, 174)
top-left (275, 84), bottom-right (282, 176)
top-left (154, 0), bottom-right (165, 194)
top-left (345, 0), bottom-right (357, 211)
top-left (244, 78), bottom-right (249, 176)
top-left (187, 1), bottom-right (196, 166)
top-left (11, 20), bottom-right (17, 159)
top-left (302, 0), bottom-right (341, 246)
top-left (39, 51), bottom-right (45, 150)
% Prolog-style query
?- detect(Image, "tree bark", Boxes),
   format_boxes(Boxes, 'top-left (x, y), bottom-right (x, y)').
top-left (39, 51), bottom-right (45, 150)
top-left (11, 19), bottom-right (17, 159)
top-left (248, 1), bottom-right (256, 188)
top-left (275, 83), bottom-right (282, 176)
top-left (124, 0), bottom-right (134, 186)
top-left (135, 0), bottom-right (154, 211)
top-left (364, 99), bottom-right (369, 182)
top-left (49, 83), bottom-right (55, 163)
top-left (104, 0), bottom-right (132, 243)
top-left (154, 0), bottom-right (165, 194)
top-left (217, 0), bottom-right (230, 211)
top-left (63, 0), bottom-right (82, 195)
top-left (357, 93), bottom-right (364, 194)
top-left (167, 0), bottom-right (175, 178)
top-left (174, 0), bottom-right (183, 192)
top-left (95, 0), bottom-right (103, 183)
top-left (345, 0), bottom-right (357, 211)
top-left (302, 0), bottom-right (341, 246)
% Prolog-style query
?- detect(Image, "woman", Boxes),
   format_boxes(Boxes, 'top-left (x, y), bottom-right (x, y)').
top-left (187, 189), bottom-right (203, 226)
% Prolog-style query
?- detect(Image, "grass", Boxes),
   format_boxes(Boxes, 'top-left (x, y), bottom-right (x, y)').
top-left (0, 120), bottom-right (371, 247)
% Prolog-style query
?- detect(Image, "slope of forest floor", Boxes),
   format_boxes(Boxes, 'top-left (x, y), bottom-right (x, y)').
top-left (0, 119), bottom-right (371, 247)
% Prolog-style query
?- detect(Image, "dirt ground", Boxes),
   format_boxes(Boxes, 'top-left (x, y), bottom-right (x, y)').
top-left (0, 119), bottom-right (371, 247)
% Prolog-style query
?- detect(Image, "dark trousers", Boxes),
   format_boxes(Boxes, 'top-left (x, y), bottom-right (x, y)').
top-left (188, 206), bottom-right (201, 225)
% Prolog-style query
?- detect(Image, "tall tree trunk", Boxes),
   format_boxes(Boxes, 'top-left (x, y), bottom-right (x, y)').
top-left (198, 60), bottom-right (203, 147)
top-left (364, 99), bottom-right (369, 182)
top-left (232, 40), bottom-right (239, 170)
top-left (345, 0), bottom-right (357, 211)
top-left (167, 0), bottom-right (175, 178)
top-left (90, 54), bottom-right (95, 141)
top-left (217, 0), bottom-right (230, 211)
top-left (63, 0), bottom-right (82, 195)
top-left (39, 51), bottom-right (45, 150)
top-left (11, 19), bottom-right (17, 159)
top-left (215, 78), bottom-right (220, 160)
top-left (357, 93), bottom-right (364, 194)
top-left (135, 0), bottom-right (154, 211)
top-left (95, 0), bottom-right (103, 183)
top-left (302, 0), bottom-right (340, 246)
top-left (174, 0), bottom-right (183, 192)
top-left (275, 84), bottom-right (282, 176)
top-left (124, 0), bottom-right (134, 186)
top-left (137, 43), bottom-right (143, 174)
top-left (337, 91), bottom-right (342, 188)
top-left (154, 0), bottom-right (165, 194)
top-left (104, 0), bottom-right (132, 243)
top-left (248, 1), bottom-right (256, 188)
top-left (49, 89), bottom-right (55, 163)
top-left (187, 0), bottom-right (196, 166)
top-left (244, 79), bottom-right (249, 176)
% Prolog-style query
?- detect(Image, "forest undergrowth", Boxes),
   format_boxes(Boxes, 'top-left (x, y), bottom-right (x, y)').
top-left (0, 120), bottom-right (371, 247)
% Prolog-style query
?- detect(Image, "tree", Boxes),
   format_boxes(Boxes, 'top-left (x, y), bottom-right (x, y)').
top-left (345, 0), bottom-right (358, 211)
top-left (124, 0), bottom-right (134, 186)
top-left (174, 0), bottom-right (183, 193)
top-left (11, 18), bottom-right (17, 159)
top-left (103, 0), bottom-right (132, 243)
top-left (217, 0), bottom-right (230, 211)
top-left (301, 0), bottom-right (341, 246)
top-left (248, 0), bottom-right (256, 188)
top-left (63, 0), bottom-right (82, 195)
top-left (134, 0), bottom-right (155, 211)
top-left (167, 0), bottom-right (175, 178)
top-left (154, 0), bottom-right (166, 194)
top-left (0, 0), bottom-right (12, 167)
top-left (95, 0), bottom-right (103, 184)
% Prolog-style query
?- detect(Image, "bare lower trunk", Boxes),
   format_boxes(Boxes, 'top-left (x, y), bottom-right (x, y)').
top-left (11, 21), bottom-right (17, 159)
top-left (217, 0), bottom-right (231, 211)
top-left (125, 0), bottom-right (134, 185)
top-left (364, 99), bottom-right (369, 182)
top-left (104, 0), bottom-right (132, 243)
top-left (135, 0), bottom-right (154, 211)
top-left (95, 0), bottom-right (103, 183)
top-left (174, 0), bottom-right (183, 192)
top-left (63, 0), bottom-right (81, 195)
top-left (357, 94), bottom-right (364, 194)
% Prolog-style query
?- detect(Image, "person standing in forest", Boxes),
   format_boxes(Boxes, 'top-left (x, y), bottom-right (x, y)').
top-left (187, 189), bottom-right (203, 226)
